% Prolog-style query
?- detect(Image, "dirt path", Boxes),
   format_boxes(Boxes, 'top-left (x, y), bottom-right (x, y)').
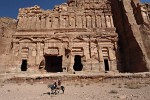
top-left (0, 81), bottom-right (150, 100)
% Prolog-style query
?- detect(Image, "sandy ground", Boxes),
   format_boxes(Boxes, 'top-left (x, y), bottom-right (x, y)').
top-left (0, 80), bottom-right (150, 100)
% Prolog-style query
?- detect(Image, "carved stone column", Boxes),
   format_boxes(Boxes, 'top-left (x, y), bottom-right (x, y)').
top-left (69, 16), bottom-right (75, 28)
top-left (108, 47), bottom-right (117, 71)
top-left (36, 16), bottom-right (41, 30)
top-left (76, 15), bottom-right (82, 28)
top-left (23, 17), bottom-right (28, 29)
top-left (96, 15), bottom-right (101, 28)
top-left (69, 54), bottom-right (74, 72)
top-left (12, 46), bottom-right (15, 68)
top-left (110, 15), bottom-right (114, 27)
top-left (60, 16), bottom-right (65, 28)
top-left (44, 42), bottom-right (48, 54)
top-left (92, 15), bottom-right (96, 28)
top-left (83, 46), bottom-right (90, 61)
top-left (68, 39), bottom-right (74, 72)
top-left (82, 15), bottom-right (86, 28)
top-left (31, 16), bottom-right (36, 30)
top-left (41, 16), bottom-right (46, 29)
top-left (62, 46), bottom-right (67, 71)
top-left (99, 47), bottom-right (105, 71)
top-left (28, 16), bottom-right (32, 29)
top-left (27, 47), bottom-right (33, 67)
top-left (86, 15), bottom-right (92, 28)
top-left (55, 17), bottom-right (60, 28)
top-left (46, 16), bottom-right (52, 29)
top-left (65, 16), bottom-right (69, 28)
top-left (106, 15), bottom-right (111, 28)
top-left (24, 17), bottom-right (28, 29)
top-left (36, 42), bottom-right (40, 65)
top-left (45, 16), bottom-right (49, 29)
top-left (101, 15), bottom-right (106, 28)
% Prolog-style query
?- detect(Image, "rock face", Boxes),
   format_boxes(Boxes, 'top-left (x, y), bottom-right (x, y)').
top-left (0, 0), bottom-right (150, 73)
top-left (111, 0), bottom-right (150, 72)
top-left (0, 17), bottom-right (17, 72)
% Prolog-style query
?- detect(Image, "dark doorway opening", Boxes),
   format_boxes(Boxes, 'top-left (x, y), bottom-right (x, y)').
top-left (73, 55), bottom-right (83, 71)
top-left (45, 56), bottom-right (62, 72)
top-left (21, 60), bottom-right (27, 71)
top-left (104, 59), bottom-right (109, 71)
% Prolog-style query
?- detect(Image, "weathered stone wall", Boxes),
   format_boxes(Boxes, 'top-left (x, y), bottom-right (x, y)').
top-left (0, 17), bottom-right (17, 73)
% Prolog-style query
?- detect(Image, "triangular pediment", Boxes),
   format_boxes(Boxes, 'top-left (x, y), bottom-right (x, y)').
top-left (73, 37), bottom-right (85, 42)
top-left (45, 38), bottom-right (62, 42)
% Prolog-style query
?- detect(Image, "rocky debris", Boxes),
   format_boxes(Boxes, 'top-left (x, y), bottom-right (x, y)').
top-left (0, 17), bottom-right (17, 38)
top-left (117, 95), bottom-right (127, 99)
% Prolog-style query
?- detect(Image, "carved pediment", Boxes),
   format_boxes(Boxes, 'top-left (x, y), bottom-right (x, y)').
top-left (45, 38), bottom-right (62, 42)
top-left (19, 38), bottom-right (33, 42)
top-left (73, 37), bottom-right (85, 42)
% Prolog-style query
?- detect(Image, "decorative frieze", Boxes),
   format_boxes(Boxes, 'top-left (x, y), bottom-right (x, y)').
top-left (17, 0), bottom-right (114, 31)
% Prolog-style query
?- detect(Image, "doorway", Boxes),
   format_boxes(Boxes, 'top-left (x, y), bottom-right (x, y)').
top-left (104, 59), bottom-right (109, 71)
top-left (45, 55), bottom-right (62, 72)
top-left (21, 59), bottom-right (27, 71)
top-left (73, 55), bottom-right (83, 71)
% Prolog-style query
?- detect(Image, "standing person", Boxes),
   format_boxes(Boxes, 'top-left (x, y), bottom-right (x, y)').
top-left (58, 79), bottom-right (61, 86)
top-left (57, 79), bottom-right (65, 93)
top-left (53, 80), bottom-right (57, 88)
top-left (57, 79), bottom-right (61, 89)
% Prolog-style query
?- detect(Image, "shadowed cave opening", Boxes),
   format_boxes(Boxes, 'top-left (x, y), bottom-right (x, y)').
top-left (21, 59), bottom-right (27, 71)
top-left (45, 55), bottom-right (63, 72)
top-left (104, 59), bottom-right (109, 71)
top-left (73, 55), bottom-right (83, 71)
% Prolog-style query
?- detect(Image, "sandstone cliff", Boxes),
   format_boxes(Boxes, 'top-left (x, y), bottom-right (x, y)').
top-left (111, 0), bottom-right (150, 72)
top-left (0, 17), bottom-right (17, 72)
top-left (140, 23), bottom-right (150, 61)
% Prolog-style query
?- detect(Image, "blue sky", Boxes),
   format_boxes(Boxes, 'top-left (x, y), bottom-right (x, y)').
top-left (0, 0), bottom-right (67, 18)
top-left (0, 0), bottom-right (149, 19)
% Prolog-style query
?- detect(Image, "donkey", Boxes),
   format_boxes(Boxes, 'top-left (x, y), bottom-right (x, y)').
top-left (48, 84), bottom-right (65, 95)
